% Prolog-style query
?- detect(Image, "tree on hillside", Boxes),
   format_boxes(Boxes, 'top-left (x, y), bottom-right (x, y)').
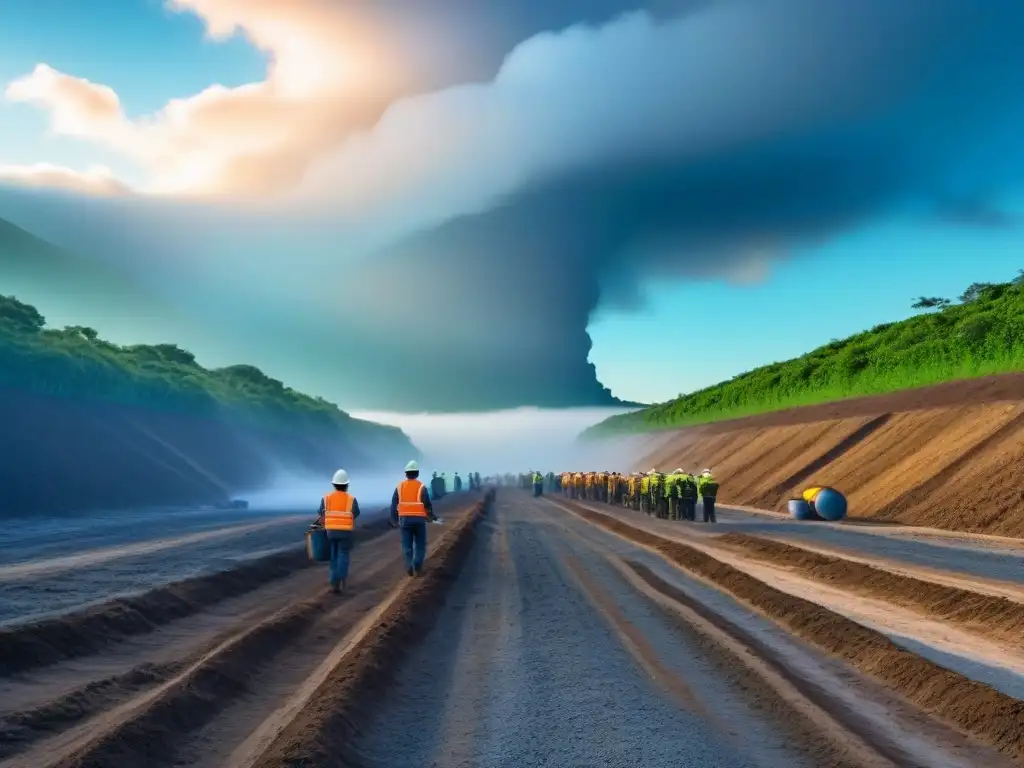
top-left (0, 295), bottom-right (45, 333)
top-left (958, 282), bottom-right (997, 303)
top-left (67, 325), bottom-right (99, 341)
top-left (911, 296), bottom-right (951, 310)
top-left (1014, 269), bottom-right (1024, 286)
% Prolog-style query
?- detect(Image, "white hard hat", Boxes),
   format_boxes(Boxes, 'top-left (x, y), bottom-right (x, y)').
top-left (702, 468), bottom-right (712, 475)
top-left (405, 460), bottom-right (420, 472)
top-left (674, 468), bottom-right (684, 474)
top-left (649, 468), bottom-right (658, 474)
top-left (332, 469), bottom-right (350, 485)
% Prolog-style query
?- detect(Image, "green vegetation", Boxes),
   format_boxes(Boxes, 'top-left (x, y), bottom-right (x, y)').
top-left (0, 293), bottom-right (390, 435)
top-left (588, 271), bottom-right (1024, 436)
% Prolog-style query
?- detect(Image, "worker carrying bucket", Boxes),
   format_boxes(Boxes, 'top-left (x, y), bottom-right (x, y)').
top-left (313, 469), bottom-right (362, 594)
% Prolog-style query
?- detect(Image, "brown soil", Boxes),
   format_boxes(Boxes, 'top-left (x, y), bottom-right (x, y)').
top-left (563, 500), bottom-right (1024, 762)
top-left (18, 494), bottom-right (493, 768)
top-left (716, 533), bottom-right (1024, 639)
top-left (251, 488), bottom-right (495, 768)
top-left (0, 516), bottom-right (393, 677)
top-left (635, 373), bottom-right (1024, 535)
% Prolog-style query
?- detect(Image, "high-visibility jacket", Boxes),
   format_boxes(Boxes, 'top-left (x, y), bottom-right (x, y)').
top-left (396, 479), bottom-right (428, 517)
top-left (323, 490), bottom-right (355, 531)
top-left (698, 476), bottom-right (719, 499)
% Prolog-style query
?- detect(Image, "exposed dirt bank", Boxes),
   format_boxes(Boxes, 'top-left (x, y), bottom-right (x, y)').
top-left (636, 373), bottom-right (1024, 535)
top-left (716, 533), bottom-right (1024, 641)
top-left (557, 499), bottom-right (1024, 762)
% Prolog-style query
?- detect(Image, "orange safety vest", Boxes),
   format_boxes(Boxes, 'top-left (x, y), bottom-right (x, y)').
top-left (396, 479), bottom-right (427, 517)
top-left (323, 490), bottom-right (355, 531)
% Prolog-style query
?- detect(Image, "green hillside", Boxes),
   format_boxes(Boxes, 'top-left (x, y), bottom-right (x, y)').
top-left (0, 292), bottom-right (406, 441)
top-left (588, 273), bottom-right (1024, 436)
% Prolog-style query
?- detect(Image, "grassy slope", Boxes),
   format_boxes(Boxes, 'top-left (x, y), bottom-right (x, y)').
top-left (588, 276), bottom-right (1024, 435)
top-left (0, 292), bottom-right (411, 448)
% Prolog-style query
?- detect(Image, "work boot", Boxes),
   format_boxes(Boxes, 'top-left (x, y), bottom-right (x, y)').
top-left (339, 579), bottom-right (346, 594)
top-left (407, 567), bottom-right (414, 577)
top-left (331, 581), bottom-right (340, 594)
top-left (414, 566), bottom-right (423, 577)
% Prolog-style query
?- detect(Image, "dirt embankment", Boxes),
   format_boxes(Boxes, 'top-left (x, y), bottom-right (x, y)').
top-left (716, 533), bottom-right (1024, 640)
top-left (0, 516), bottom-right (394, 677)
top-left (636, 373), bottom-right (1024, 535)
top-left (0, 387), bottom-right (415, 515)
top-left (560, 500), bottom-right (1024, 762)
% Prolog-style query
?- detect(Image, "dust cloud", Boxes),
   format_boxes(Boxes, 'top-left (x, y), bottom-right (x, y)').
top-left (234, 468), bottom-right (407, 513)
top-left (231, 407), bottom-right (647, 511)
top-left (352, 407), bottom-right (645, 478)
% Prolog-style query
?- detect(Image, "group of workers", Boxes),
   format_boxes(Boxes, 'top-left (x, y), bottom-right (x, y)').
top-left (554, 468), bottom-right (721, 523)
top-left (429, 471), bottom-right (482, 499)
top-left (314, 461), bottom-right (480, 594)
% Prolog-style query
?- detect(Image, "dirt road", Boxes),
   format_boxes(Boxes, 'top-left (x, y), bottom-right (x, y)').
top-left (0, 493), bottom-right (477, 767)
top-left (5, 489), bottom-right (1021, 767)
top-left (336, 493), bottom-right (1007, 768)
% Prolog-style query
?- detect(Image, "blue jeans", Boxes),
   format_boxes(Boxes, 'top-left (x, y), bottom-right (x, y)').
top-left (327, 531), bottom-right (352, 584)
top-left (400, 521), bottom-right (427, 570)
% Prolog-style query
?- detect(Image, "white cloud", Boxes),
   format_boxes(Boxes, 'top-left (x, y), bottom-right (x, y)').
top-left (3, 0), bottom-right (400, 197)
top-left (1, 0), bottom-right (886, 212)
top-left (0, 163), bottom-right (130, 195)
top-left (5, 64), bottom-right (128, 139)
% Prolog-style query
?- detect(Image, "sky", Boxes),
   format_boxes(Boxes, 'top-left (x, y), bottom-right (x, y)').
top-left (2, 0), bottom-right (1024, 413)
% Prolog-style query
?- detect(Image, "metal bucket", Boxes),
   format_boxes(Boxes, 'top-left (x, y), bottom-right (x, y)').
top-left (306, 527), bottom-right (330, 562)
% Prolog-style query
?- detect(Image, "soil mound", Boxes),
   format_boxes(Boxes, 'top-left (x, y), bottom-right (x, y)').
top-left (0, 517), bottom-right (394, 676)
top-left (716, 533), bottom-right (1024, 638)
top-left (561, 501), bottom-right (1024, 762)
top-left (636, 373), bottom-right (1024, 535)
top-left (253, 488), bottom-right (495, 767)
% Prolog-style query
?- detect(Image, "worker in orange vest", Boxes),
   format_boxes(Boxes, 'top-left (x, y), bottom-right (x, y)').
top-left (316, 469), bottom-right (361, 594)
top-left (389, 460), bottom-right (437, 577)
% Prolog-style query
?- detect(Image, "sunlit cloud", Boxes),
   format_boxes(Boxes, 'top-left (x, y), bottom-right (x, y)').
top-left (0, 163), bottom-right (131, 195)
top-left (4, 0), bottom-right (399, 198)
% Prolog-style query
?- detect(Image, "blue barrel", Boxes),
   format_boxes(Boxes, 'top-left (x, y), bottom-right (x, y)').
top-left (787, 498), bottom-right (815, 521)
top-left (306, 528), bottom-right (330, 562)
top-left (814, 487), bottom-right (848, 521)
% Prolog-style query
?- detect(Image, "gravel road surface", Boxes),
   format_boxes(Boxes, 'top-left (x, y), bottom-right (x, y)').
top-left (350, 493), bottom-right (1002, 768)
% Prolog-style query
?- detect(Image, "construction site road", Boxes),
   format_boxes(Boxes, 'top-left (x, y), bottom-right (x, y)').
top-left (0, 493), bottom-right (479, 768)
top-left (343, 492), bottom-right (1007, 768)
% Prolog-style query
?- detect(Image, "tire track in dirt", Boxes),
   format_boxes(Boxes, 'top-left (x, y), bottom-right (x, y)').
top-left (716, 533), bottom-right (1024, 639)
top-left (0, 519), bottom-right (306, 583)
top-left (425, 504), bottom-right (519, 768)
top-left (537, 505), bottom-right (941, 768)
top-left (350, 494), bottom-right (831, 768)
top-left (556, 498), bottom-right (1024, 763)
top-left (0, 516), bottom-right (394, 677)
top-left (250, 490), bottom-right (494, 768)
top-left (558, 552), bottom-right (714, 718)
top-left (0, 495), bottom-right (483, 768)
